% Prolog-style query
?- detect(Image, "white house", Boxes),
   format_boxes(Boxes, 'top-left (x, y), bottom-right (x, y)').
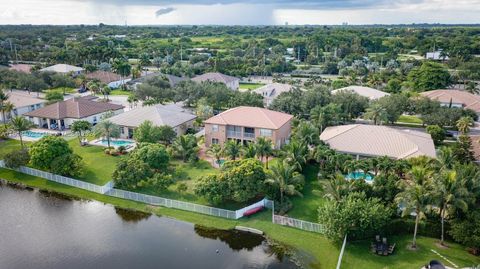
top-left (40, 64), bottom-right (84, 76)
top-left (332, 86), bottom-right (390, 101)
top-left (253, 83), bottom-right (294, 107)
top-left (24, 96), bottom-right (124, 130)
top-left (192, 72), bottom-right (240, 91)
top-left (0, 90), bottom-right (46, 122)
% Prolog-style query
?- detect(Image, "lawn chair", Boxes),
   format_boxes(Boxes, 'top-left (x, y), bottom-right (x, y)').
top-left (371, 242), bottom-right (376, 253)
top-left (388, 243), bottom-right (396, 254)
top-left (375, 235), bottom-right (380, 242)
top-left (382, 237), bottom-right (388, 245)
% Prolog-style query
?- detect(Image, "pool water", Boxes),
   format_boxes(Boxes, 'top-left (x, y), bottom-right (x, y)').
top-left (99, 139), bottom-right (134, 147)
top-left (22, 130), bottom-right (48, 139)
top-left (345, 171), bottom-right (374, 181)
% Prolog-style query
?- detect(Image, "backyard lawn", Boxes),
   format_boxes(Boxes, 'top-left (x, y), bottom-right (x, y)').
top-left (397, 115), bottom-right (423, 125)
top-left (239, 83), bottom-right (265, 90)
top-left (0, 139), bottom-right (30, 159)
top-left (109, 89), bottom-right (132, 96)
top-left (44, 87), bottom-right (77, 95)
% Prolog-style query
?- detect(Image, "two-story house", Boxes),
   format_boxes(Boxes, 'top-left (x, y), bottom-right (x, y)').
top-left (204, 106), bottom-right (293, 148)
top-left (0, 91), bottom-right (45, 122)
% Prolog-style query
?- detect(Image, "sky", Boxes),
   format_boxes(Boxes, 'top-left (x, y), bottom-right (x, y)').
top-left (1, 0), bottom-right (480, 25)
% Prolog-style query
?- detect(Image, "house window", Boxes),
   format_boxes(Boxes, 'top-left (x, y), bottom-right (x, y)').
top-left (212, 124), bottom-right (219, 132)
top-left (212, 138), bottom-right (219, 145)
top-left (260, 129), bottom-right (272, 137)
top-left (120, 127), bottom-right (124, 134)
top-left (93, 116), bottom-right (97, 123)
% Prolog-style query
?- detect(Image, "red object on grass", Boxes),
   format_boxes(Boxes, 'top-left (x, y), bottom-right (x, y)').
top-left (243, 206), bottom-right (263, 216)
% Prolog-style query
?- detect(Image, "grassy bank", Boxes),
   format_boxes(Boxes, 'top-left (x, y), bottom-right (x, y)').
top-left (0, 168), bottom-right (339, 269)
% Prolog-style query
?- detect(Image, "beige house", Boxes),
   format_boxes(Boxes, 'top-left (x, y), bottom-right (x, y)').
top-left (192, 72), bottom-right (240, 90)
top-left (204, 106), bottom-right (293, 148)
top-left (332, 86), bottom-right (390, 100)
top-left (421, 89), bottom-right (480, 117)
top-left (108, 104), bottom-right (197, 139)
top-left (0, 91), bottom-right (45, 122)
top-left (253, 83), bottom-right (294, 107)
top-left (24, 97), bottom-right (124, 130)
top-left (320, 124), bottom-right (436, 160)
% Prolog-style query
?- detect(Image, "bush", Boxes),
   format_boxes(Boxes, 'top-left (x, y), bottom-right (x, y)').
top-left (50, 153), bottom-right (84, 177)
top-left (29, 136), bottom-right (73, 171)
top-left (176, 182), bottom-right (188, 194)
top-left (4, 149), bottom-right (30, 168)
top-left (0, 124), bottom-right (10, 139)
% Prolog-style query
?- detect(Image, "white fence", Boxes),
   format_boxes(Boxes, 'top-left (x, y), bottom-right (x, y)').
top-left (336, 234), bottom-right (348, 269)
top-left (0, 161), bottom-right (113, 194)
top-left (106, 188), bottom-right (237, 219)
top-left (235, 198), bottom-right (269, 219)
top-left (273, 214), bottom-right (325, 234)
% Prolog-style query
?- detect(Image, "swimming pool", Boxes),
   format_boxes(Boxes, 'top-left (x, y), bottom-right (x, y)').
top-left (22, 131), bottom-right (48, 139)
top-left (345, 171), bottom-right (374, 181)
top-left (98, 139), bottom-right (134, 147)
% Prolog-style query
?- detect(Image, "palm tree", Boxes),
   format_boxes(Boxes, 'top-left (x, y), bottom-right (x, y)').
top-left (294, 121), bottom-right (319, 147)
top-left (10, 116), bottom-right (34, 148)
top-left (432, 170), bottom-right (468, 246)
top-left (284, 141), bottom-right (308, 172)
top-left (242, 142), bottom-right (257, 158)
top-left (101, 85), bottom-right (111, 101)
top-left (364, 103), bottom-right (387, 125)
top-left (0, 101), bottom-right (14, 125)
top-left (437, 146), bottom-right (455, 170)
top-left (71, 120), bottom-right (92, 146)
top-left (456, 116), bottom-right (473, 135)
top-left (395, 166), bottom-right (433, 249)
top-left (112, 58), bottom-right (132, 90)
top-left (255, 137), bottom-right (273, 169)
top-left (93, 120), bottom-right (120, 148)
top-left (86, 81), bottom-right (100, 96)
top-left (321, 173), bottom-right (352, 202)
top-left (172, 135), bottom-right (198, 162)
top-left (207, 144), bottom-right (223, 165)
top-left (465, 81), bottom-right (479, 95)
top-left (265, 160), bottom-right (304, 204)
top-left (223, 140), bottom-right (242, 161)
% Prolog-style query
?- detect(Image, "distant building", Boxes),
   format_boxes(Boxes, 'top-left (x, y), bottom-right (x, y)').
top-left (128, 73), bottom-right (186, 89)
top-left (204, 106), bottom-right (293, 148)
top-left (40, 64), bottom-right (84, 76)
top-left (425, 50), bottom-right (449, 61)
top-left (320, 124), bottom-right (436, 160)
top-left (332, 86), bottom-right (390, 101)
top-left (86, 71), bottom-right (130, 89)
top-left (0, 91), bottom-right (45, 122)
top-left (192, 72), bottom-right (240, 91)
top-left (253, 83), bottom-right (294, 107)
top-left (24, 97), bottom-right (123, 130)
top-left (108, 104), bottom-right (197, 139)
top-left (9, 64), bottom-right (33, 73)
top-left (421, 89), bottom-right (480, 117)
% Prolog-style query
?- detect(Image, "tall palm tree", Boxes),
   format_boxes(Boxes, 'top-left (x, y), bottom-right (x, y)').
top-left (265, 160), bottom-right (304, 204)
top-left (223, 140), bottom-right (242, 161)
top-left (172, 134), bottom-right (198, 162)
top-left (364, 103), bottom-right (387, 125)
top-left (112, 58), bottom-right (132, 90)
top-left (255, 137), bottom-right (273, 169)
top-left (0, 101), bottom-right (14, 125)
top-left (86, 81), bottom-right (100, 96)
top-left (294, 121), bottom-right (319, 147)
top-left (10, 116), bottom-right (34, 148)
top-left (242, 142), bottom-right (257, 158)
top-left (456, 116), bottom-right (473, 135)
top-left (465, 81), bottom-right (479, 95)
top-left (432, 170), bottom-right (468, 246)
top-left (0, 90), bottom-right (11, 125)
top-left (437, 146), bottom-right (455, 170)
top-left (321, 173), bottom-right (352, 202)
top-left (93, 120), bottom-right (120, 148)
top-left (207, 143), bottom-right (223, 165)
top-left (395, 166), bottom-right (433, 249)
top-left (284, 141), bottom-right (308, 172)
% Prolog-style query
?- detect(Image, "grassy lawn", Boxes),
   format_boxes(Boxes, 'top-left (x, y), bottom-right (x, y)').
top-left (287, 164), bottom-right (326, 222)
top-left (239, 83), bottom-right (265, 90)
top-left (0, 139), bottom-right (29, 159)
top-left (44, 87), bottom-right (77, 95)
top-left (397, 115), bottom-right (423, 124)
top-left (0, 168), bottom-right (340, 269)
top-left (342, 235), bottom-right (480, 269)
top-left (110, 89), bottom-right (132, 96)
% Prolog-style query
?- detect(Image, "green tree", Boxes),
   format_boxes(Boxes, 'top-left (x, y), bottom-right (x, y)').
top-left (426, 125), bottom-right (446, 145)
top-left (29, 136), bottom-right (77, 173)
top-left (395, 166), bottom-right (433, 249)
top-left (207, 144), bottom-right (223, 165)
top-left (265, 160), bottom-right (304, 204)
top-left (364, 102), bottom-right (387, 125)
top-left (242, 142), bottom-right (257, 159)
top-left (131, 143), bottom-right (170, 171)
top-left (456, 116), bottom-right (473, 134)
top-left (44, 91), bottom-right (64, 104)
top-left (452, 135), bottom-right (474, 164)
top-left (4, 149), bottom-right (30, 168)
top-left (293, 121), bottom-right (319, 147)
top-left (172, 134), bottom-right (198, 162)
top-left (283, 140), bottom-right (308, 172)
top-left (407, 61), bottom-right (451, 92)
top-left (255, 137), bottom-right (273, 169)
top-left (133, 120), bottom-right (162, 143)
top-left (10, 116), bottom-right (34, 148)
top-left (449, 211), bottom-right (480, 254)
top-left (310, 104), bottom-right (341, 133)
top-left (321, 174), bottom-right (352, 202)
top-left (94, 120), bottom-right (120, 148)
top-left (223, 140), bottom-right (242, 161)
top-left (71, 120), bottom-right (92, 146)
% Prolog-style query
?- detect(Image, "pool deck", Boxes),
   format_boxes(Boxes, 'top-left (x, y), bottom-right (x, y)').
top-left (89, 138), bottom-right (136, 151)
top-left (10, 129), bottom-right (70, 141)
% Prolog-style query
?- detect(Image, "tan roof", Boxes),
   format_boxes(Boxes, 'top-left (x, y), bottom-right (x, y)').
top-left (24, 97), bottom-right (123, 119)
top-left (40, 64), bottom-right (83, 73)
top-left (332, 86), bottom-right (389, 100)
top-left (9, 64), bottom-right (32, 73)
top-left (86, 71), bottom-right (123, 84)
top-left (421, 89), bottom-right (480, 113)
top-left (6, 91), bottom-right (45, 108)
top-left (192, 72), bottom-right (239, 84)
top-left (320, 124), bottom-right (436, 159)
top-left (109, 104), bottom-right (196, 128)
top-left (204, 106), bottom-right (293, 129)
top-left (253, 83), bottom-right (293, 98)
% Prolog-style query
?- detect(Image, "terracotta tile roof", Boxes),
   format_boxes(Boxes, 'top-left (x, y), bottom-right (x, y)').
top-left (192, 72), bottom-right (239, 84)
top-left (85, 71), bottom-right (123, 84)
top-left (204, 106), bottom-right (293, 129)
top-left (320, 124), bottom-right (436, 159)
top-left (332, 86), bottom-right (390, 100)
top-left (24, 97), bottom-right (123, 119)
top-left (9, 64), bottom-right (32, 73)
top-left (420, 89), bottom-right (480, 113)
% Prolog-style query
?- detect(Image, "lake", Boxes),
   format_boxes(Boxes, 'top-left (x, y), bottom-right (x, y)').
top-left (0, 185), bottom-right (299, 269)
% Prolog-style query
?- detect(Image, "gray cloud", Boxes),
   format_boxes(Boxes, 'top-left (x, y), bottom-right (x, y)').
top-left (155, 7), bottom-right (175, 16)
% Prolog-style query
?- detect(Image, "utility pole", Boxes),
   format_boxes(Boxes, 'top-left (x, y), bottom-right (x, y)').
top-left (180, 44), bottom-right (183, 62)
top-left (14, 44), bottom-right (18, 63)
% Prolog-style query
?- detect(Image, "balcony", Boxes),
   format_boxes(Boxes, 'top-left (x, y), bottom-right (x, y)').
top-left (227, 131), bottom-right (242, 138)
top-left (243, 132), bottom-right (255, 139)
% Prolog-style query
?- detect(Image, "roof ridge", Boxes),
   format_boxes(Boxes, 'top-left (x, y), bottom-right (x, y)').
top-left (326, 124), bottom-right (360, 140)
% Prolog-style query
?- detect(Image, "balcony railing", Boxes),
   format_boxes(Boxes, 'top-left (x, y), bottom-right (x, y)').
top-left (243, 132), bottom-right (255, 139)
top-left (227, 131), bottom-right (242, 138)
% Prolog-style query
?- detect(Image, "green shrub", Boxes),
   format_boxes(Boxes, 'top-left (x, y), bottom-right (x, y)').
top-left (4, 149), bottom-right (30, 168)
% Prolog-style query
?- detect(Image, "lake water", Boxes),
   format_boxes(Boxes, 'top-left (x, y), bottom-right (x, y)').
top-left (0, 185), bottom-right (299, 269)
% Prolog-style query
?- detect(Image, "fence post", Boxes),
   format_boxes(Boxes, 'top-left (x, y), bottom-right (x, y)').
top-left (271, 200), bottom-right (275, 223)
top-left (336, 234), bottom-right (348, 269)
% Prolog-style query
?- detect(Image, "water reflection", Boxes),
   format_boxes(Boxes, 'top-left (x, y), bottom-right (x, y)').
top-left (195, 225), bottom-right (265, 251)
top-left (114, 207), bottom-right (152, 223)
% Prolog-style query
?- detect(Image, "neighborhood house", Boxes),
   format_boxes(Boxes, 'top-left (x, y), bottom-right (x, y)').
top-left (192, 72), bottom-right (240, 90)
top-left (24, 96), bottom-right (124, 130)
top-left (40, 64), bottom-right (84, 75)
top-left (253, 83), bottom-right (294, 107)
top-left (108, 104), bottom-right (197, 139)
top-left (332, 85), bottom-right (390, 100)
top-left (204, 106), bottom-right (293, 148)
top-left (0, 90), bottom-right (45, 122)
top-left (421, 89), bottom-right (480, 118)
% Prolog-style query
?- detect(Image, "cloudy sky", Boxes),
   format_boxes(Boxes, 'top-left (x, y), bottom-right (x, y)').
top-left (1, 0), bottom-right (479, 25)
